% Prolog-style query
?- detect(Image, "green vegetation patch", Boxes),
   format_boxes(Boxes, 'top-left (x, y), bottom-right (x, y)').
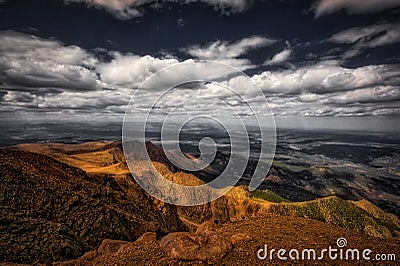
top-left (269, 197), bottom-right (400, 238)
top-left (272, 161), bottom-right (308, 173)
top-left (248, 189), bottom-right (291, 203)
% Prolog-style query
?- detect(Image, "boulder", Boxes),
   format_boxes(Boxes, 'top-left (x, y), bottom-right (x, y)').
top-left (134, 232), bottom-right (157, 244)
top-left (160, 221), bottom-right (232, 262)
top-left (97, 239), bottom-right (131, 255)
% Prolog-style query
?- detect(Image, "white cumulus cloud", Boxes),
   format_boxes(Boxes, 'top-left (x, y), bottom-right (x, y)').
top-left (263, 44), bottom-right (292, 66)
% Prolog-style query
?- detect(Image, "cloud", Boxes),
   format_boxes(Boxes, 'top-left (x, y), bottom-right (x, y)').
top-left (328, 23), bottom-right (400, 58)
top-left (263, 49), bottom-right (292, 66)
top-left (238, 61), bottom-right (387, 95)
top-left (177, 18), bottom-right (185, 27)
top-left (1, 31), bottom-right (399, 119)
top-left (96, 51), bottom-right (250, 96)
top-left (330, 23), bottom-right (400, 48)
top-left (263, 42), bottom-right (292, 65)
top-left (65, 0), bottom-right (253, 19)
top-left (0, 31), bottom-right (99, 91)
top-left (37, 90), bottom-right (131, 110)
top-left (0, 31), bottom-right (262, 117)
top-left (181, 36), bottom-right (275, 70)
top-left (97, 52), bottom-right (179, 88)
top-left (313, 0), bottom-right (400, 17)
top-left (199, 0), bottom-right (253, 13)
top-left (183, 36), bottom-right (275, 59)
top-left (3, 59), bottom-right (400, 118)
top-left (265, 63), bottom-right (400, 117)
top-left (328, 86), bottom-right (400, 104)
top-left (185, 60), bottom-right (400, 117)
top-left (65, 0), bottom-right (400, 19)
top-left (0, 31), bottom-right (96, 66)
top-left (3, 91), bottom-right (41, 104)
top-left (65, 0), bottom-right (141, 20)
top-left (1, 89), bottom-right (131, 112)
top-left (4, 64), bottom-right (98, 91)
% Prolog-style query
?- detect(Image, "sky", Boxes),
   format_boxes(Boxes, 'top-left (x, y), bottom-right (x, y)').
top-left (0, 0), bottom-right (400, 131)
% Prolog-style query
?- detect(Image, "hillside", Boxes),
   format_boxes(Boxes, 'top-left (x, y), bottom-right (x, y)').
top-left (0, 148), bottom-right (183, 264)
top-left (12, 141), bottom-right (129, 175)
top-left (177, 186), bottom-right (400, 238)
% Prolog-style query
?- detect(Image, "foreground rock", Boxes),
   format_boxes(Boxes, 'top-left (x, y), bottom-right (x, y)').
top-left (160, 221), bottom-right (232, 262)
top-left (55, 215), bottom-right (400, 265)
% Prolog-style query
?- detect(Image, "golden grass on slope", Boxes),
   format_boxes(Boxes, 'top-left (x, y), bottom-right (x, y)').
top-left (15, 141), bottom-right (113, 155)
top-left (68, 147), bottom-right (129, 175)
top-left (152, 162), bottom-right (204, 186)
top-left (13, 142), bottom-right (131, 175)
top-left (353, 199), bottom-right (400, 225)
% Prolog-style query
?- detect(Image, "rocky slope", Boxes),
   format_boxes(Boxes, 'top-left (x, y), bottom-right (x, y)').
top-left (0, 148), bottom-right (183, 264)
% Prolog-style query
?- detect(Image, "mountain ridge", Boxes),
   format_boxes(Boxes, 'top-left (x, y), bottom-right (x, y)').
top-left (2, 141), bottom-right (399, 264)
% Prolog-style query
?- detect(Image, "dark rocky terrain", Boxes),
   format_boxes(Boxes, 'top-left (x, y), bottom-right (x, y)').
top-left (0, 148), bottom-right (183, 264)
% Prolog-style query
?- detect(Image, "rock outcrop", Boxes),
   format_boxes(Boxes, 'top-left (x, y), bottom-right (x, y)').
top-left (160, 220), bottom-right (232, 263)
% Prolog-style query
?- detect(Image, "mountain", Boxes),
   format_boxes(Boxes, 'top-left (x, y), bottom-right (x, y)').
top-left (12, 141), bottom-right (400, 237)
top-left (2, 141), bottom-right (399, 264)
